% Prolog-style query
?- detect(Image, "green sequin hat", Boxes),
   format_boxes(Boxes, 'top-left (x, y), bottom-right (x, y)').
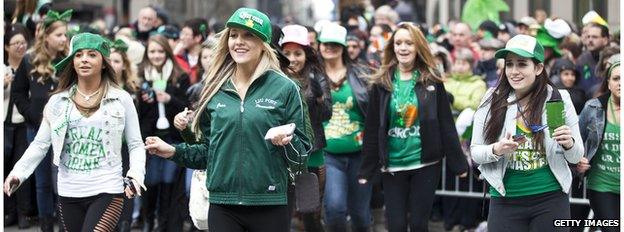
top-left (54, 33), bottom-right (111, 72)
top-left (226, 8), bottom-right (272, 43)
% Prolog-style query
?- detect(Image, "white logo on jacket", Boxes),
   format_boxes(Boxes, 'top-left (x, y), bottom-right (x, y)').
top-left (255, 98), bottom-right (277, 109)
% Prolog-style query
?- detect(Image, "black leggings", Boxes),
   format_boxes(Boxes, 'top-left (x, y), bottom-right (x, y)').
top-left (488, 191), bottom-right (570, 232)
top-left (588, 190), bottom-right (620, 232)
top-left (209, 204), bottom-right (289, 232)
top-left (58, 193), bottom-right (125, 232)
top-left (382, 162), bottom-right (442, 232)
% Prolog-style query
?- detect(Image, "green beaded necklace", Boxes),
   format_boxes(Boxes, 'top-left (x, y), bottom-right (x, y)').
top-left (391, 69), bottom-right (420, 127)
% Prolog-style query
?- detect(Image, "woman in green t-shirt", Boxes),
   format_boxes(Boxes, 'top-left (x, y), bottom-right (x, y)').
top-left (577, 59), bottom-right (620, 232)
top-left (317, 23), bottom-right (372, 231)
top-left (471, 35), bottom-right (583, 231)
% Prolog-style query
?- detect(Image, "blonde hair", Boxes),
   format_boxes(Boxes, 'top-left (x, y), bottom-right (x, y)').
top-left (191, 28), bottom-right (283, 138)
top-left (30, 21), bottom-right (68, 84)
top-left (111, 49), bottom-right (140, 93)
top-left (369, 23), bottom-right (442, 91)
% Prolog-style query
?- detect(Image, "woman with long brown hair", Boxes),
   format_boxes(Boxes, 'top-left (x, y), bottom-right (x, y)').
top-left (4, 32), bottom-right (145, 232)
top-left (10, 9), bottom-right (70, 231)
top-left (358, 22), bottom-right (468, 231)
top-left (109, 39), bottom-right (140, 97)
top-left (136, 34), bottom-right (190, 231)
top-left (577, 58), bottom-right (620, 232)
top-left (471, 35), bottom-right (583, 231)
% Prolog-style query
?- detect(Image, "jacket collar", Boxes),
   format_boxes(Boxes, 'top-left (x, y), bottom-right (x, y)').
top-left (597, 92), bottom-right (610, 109)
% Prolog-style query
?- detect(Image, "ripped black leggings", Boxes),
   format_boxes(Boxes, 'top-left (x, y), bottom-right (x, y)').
top-left (58, 193), bottom-right (125, 232)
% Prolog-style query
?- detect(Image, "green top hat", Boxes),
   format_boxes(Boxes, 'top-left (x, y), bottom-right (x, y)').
top-left (495, 34), bottom-right (545, 63)
top-left (226, 8), bottom-right (272, 43)
top-left (54, 33), bottom-right (111, 72)
top-left (535, 27), bottom-right (563, 57)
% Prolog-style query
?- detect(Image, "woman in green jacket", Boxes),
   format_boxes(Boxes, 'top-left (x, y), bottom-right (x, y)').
top-left (144, 8), bottom-right (311, 232)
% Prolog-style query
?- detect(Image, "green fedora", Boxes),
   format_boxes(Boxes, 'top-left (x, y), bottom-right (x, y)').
top-left (495, 34), bottom-right (545, 63)
top-left (226, 8), bottom-right (272, 43)
top-left (54, 33), bottom-right (111, 72)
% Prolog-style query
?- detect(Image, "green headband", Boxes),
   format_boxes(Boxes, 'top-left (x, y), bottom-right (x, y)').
top-left (607, 61), bottom-right (621, 78)
top-left (109, 39), bottom-right (129, 53)
top-left (44, 9), bottom-right (73, 28)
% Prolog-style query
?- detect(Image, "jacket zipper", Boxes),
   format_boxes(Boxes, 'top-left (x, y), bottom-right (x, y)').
top-left (226, 76), bottom-right (264, 204)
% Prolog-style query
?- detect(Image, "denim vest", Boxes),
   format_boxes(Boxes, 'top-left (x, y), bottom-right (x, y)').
top-left (9, 84), bottom-right (146, 190)
top-left (578, 95), bottom-right (609, 162)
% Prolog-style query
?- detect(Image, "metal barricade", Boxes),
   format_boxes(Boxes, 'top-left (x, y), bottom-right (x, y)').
top-left (434, 158), bottom-right (591, 205)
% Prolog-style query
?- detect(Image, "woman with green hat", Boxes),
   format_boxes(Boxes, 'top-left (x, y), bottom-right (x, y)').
top-left (144, 8), bottom-right (311, 232)
top-left (471, 34), bottom-right (583, 231)
top-left (10, 9), bottom-right (71, 231)
top-left (318, 22), bottom-right (372, 232)
top-left (4, 32), bottom-right (146, 232)
top-left (577, 59), bottom-right (620, 232)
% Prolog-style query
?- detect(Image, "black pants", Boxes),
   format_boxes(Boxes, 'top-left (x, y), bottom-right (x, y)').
top-left (382, 162), bottom-right (441, 232)
top-left (208, 204), bottom-right (289, 232)
top-left (488, 191), bottom-right (570, 232)
top-left (588, 190), bottom-right (620, 232)
top-left (4, 123), bottom-right (35, 218)
top-left (58, 193), bottom-right (125, 232)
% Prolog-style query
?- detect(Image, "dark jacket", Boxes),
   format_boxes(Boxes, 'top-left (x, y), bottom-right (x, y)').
top-left (304, 71), bottom-right (332, 152)
top-left (359, 70), bottom-right (469, 180)
top-left (132, 21), bottom-right (156, 44)
top-left (474, 58), bottom-right (498, 88)
top-left (575, 51), bottom-right (601, 99)
top-left (345, 64), bottom-right (370, 115)
top-left (137, 71), bottom-right (190, 142)
top-left (11, 55), bottom-right (60, 129)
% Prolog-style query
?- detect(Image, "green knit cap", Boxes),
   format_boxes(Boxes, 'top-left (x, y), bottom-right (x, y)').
top-left (54, 33), bottom-right (110, 72)
top-left (226, 8), bottom-right (272, 42)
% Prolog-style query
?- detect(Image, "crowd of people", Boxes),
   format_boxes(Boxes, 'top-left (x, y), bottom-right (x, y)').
top-left (3, 1), bottom-right (620, 232)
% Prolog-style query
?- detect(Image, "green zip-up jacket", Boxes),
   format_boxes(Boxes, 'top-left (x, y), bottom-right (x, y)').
top-left (171, 69), bottom-right (312, 206)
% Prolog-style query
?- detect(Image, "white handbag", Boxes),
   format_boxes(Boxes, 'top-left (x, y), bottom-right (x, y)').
top-left (189, 170), bottom-right (209, 230)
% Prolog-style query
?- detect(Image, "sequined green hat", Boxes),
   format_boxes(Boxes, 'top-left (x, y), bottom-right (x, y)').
top-left (225, 8), bottom-right (272, 43)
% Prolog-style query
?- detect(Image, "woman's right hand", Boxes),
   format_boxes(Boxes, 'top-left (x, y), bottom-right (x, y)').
top-left (576, 157), bottom-right (591, 174)
top-left (492, 133), bottom-right (519, 156)
top-left (174, 108), bottom-right (194, 131)
top-left (145, 136), bottom-right (176, 158)
top-left (3, 176), bottom-right (20, 196)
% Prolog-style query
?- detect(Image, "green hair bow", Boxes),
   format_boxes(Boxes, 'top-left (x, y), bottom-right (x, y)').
top-left (109, 39), bottom-right (129, 53)
top-left (44, 9), bottom-right (73, 28)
